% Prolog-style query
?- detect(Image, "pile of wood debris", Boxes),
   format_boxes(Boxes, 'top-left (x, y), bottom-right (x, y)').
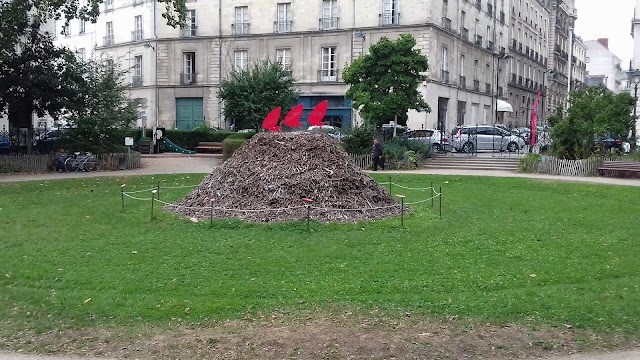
top-left (166, 132), bottom-right (405, 223)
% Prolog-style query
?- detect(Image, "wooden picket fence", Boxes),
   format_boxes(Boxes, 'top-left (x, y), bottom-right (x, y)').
top-left (536, 156), bottom-right (603, 177)
top-left (350, 153), bottom-right (373, 169)
top-left (0, 152), bottom-right (141, 173)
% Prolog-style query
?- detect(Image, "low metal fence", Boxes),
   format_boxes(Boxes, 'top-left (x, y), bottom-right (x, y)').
top-left (0, 152), bottom-right (141, 173)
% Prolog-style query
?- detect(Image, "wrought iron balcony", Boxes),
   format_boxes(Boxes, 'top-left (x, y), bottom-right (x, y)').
top-left (103, 35), bottom-right (114, 46)
top-left (319, 17), bottom-right (339, 30)
top-left (379, 12), bottom-right (400, 26)
top-left (131, 75), bottom-right (143, 87)
top-left (274, 20), bottom-right (292, 33)
top-left (180, 73), bottom-right (197, 85)
top-left (317, 69), bottom-right (339, 82)
top-left (460, 27), bottom-right (469, 41)
top-left (231, 22), bottom-right (249, 35)
top-left (485, 83), bottom-right (491, 94)
top-left (131, 30), bottom-right (143, 42)
top-left (511, 73), bottom-right (517, 83)
top-left (442, 17), bottom-right (452, 31)
top-left (487, 40), bottom-right (494, 51)
top-left (182, 25), bottom-right (197, 37)
top-left (473, 79), bottom-right (480, 91)
top-left (475, 35), bottom-right (483, 46)
top-left (440, 70), bottom-right (449, 83)
top-left (459, 75), bottom-right (466, 89)
top-left (498, 86), bottom-right (504, 96)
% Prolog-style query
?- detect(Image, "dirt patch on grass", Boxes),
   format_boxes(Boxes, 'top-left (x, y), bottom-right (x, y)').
top-left (2, 312), bottom-right (636, 359)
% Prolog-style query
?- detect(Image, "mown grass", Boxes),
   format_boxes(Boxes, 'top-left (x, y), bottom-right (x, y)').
top-left (0, 173), bottom-right (638, 336)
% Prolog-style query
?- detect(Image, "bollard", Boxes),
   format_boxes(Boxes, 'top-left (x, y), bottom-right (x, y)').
top-left (120, 184), bottom-right (126, 210)
top-left (150, 189), bottom-right (157, 220)
top-left (396, 195), bottom-right (406, 228)
top-left (439, 186), bottom-right (442, 219)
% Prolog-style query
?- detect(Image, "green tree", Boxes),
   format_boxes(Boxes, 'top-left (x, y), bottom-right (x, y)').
top-left (0, 22), bottom-right (82, 153)
top-left (342, 34), bottom-right (430, 127)
top-left (548, 85), bottom-right (635, 160)
top-left (218, 60), bottom-right (300, 131)
top-left (64, 59), bottom-right (139, 154)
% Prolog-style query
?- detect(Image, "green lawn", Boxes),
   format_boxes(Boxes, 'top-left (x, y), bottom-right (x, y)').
top-left (0, 174), bottom-right (638, 336)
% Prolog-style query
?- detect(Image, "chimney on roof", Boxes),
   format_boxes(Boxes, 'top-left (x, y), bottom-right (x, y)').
top-left (597, 38), bottom-right (609, 49)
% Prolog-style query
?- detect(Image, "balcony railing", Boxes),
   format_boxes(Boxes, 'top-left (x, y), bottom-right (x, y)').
top-left (103, 35), bottom-right (114, 46)
top-left (511, 38), bottom-right (516, 49)
top-left (511, 73), bottom-right (516, 83)
top-left (499, 11), bottom-right (505, 24)
top-left (440, 70), bottom-right (449, 83)
top-left (475, 35), bottom-right (483, 46)
top-left (518, 75), bottom-right (523, 85)
top-left (487, 40), bottom-right (494, 51)
top-left (459, 75), bottom-right (466, 89)
top-left (319, 17), bottom-right (339, 30)
top-left (231, 22), bottom-right (249, 35)
top-left (460, 27), bottom-right (469, 41)
top-left (104, 2), bottom-right (113, 12)
top-left (317, 69), bottom-right (339, 82)
top-left (442, 17), bottom-right (451, 31)
top-left (131, 75), bottom-right (143, 87)
top-left (518, 42), bottom-right (522, 52)
top-left (132, 0), bottom-right (143, 5)
top-left (274, 20), bottom-right (292, 33)
top-left (180, 73), bottom-right (197, 85)
top-left (485, 83), bottom-right (491, 94)
top-left (525, 46), bottom-right (530, 56)
top-left (475, 0), bottom-right (481, 10)
top-left (131, 29), bottom-right (143, 41)
top-left (182, 26), bottom-right (197, 37)
top-left (473, 79), bottom-right (480, 91)
top-left (498, 86), bottom-right (504, 96)
top-left (379, 12), bottom-right (400, 26)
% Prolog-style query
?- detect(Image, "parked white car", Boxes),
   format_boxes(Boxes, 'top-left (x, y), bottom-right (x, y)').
top-left (451, 125), bottom-right (526, 152)
top-left (404, 129), bottom-right (452, 152)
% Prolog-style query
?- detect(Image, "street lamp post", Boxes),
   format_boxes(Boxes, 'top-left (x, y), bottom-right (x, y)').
top-left (631, 71), bottom-right (640, 150)
top-left (541, 69), bottom-right (553, 127)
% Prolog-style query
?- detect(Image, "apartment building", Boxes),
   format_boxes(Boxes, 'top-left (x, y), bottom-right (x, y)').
top-left (584, 38), bottom-right (624, 94)
top-left (571, 35), bottom-right (586, 90)
top-left (545, 0), bottom-right (575, 113)
top-left (629, 0), bottom-right (640, 136)
top-left (505, 0), bottom-right (551, 128)
top-left (37, 0), bottom-right (513, 134)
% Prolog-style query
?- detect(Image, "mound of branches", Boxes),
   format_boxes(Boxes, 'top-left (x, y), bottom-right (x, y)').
top-left (167, 132), bottom-right (406, 223)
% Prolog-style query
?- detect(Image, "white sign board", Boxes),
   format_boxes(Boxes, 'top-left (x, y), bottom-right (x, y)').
top-left (124, 137), bottom-right (134, 146)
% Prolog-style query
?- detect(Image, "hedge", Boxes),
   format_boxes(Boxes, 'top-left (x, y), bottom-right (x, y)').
top-left (222, 138), bottom-right (246, 160)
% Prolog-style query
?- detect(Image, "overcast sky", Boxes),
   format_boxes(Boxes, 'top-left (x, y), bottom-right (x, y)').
top-left (574, 0), bottom-right (634, 65)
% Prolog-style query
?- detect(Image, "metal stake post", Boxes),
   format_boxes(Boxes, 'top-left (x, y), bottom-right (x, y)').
top-left (439, 186), bottom-right (442, 219)
top-left (210, 198), bottom-right (214, 227)
top-left (430, 181), bottom-right (434, 208)
top-left (396, 195), bottom-right (406, 227)
top-left (303, 198), bottom-right (313, 232)
top-left (157, 181), bottom-right (160, 200)
top-left (121, 185), bottom-right (125, 210)
top-left (150, 190), bottom-right (157, 220)
top-left (388, 176), bottom-right (392, 193)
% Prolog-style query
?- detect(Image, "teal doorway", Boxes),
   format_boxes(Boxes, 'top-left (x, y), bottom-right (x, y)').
top-left (176, 97), bottom-right (204, 130)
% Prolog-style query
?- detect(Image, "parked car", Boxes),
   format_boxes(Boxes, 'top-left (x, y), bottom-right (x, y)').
top-left (511, 127), bottom-right (532, 144)
top-left (451, 125), bottom-right (526, 152)
top-left (600, 134), bottom-right (624, 152)
top-left (0, 134), bottom-right (10, 153)
top-left (404, 129), bottom-right (452, 152)
top-left (307, 125), bottom-right (343, 140)
top-left (34, 129), bottom-right (67, 153)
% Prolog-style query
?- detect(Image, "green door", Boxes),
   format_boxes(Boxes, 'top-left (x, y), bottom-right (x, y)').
top-left (176, 98), bottom-right (204, 130)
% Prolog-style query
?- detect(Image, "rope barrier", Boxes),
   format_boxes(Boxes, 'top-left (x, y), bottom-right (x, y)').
top-left (121, 182), bottom-right (442, 213)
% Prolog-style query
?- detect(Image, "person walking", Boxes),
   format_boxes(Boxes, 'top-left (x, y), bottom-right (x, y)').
top-left (372, 139), bottom-right (384, 171)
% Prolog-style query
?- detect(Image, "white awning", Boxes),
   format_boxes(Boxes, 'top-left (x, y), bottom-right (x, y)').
top-left (497, 99), bottom-right (513, 112)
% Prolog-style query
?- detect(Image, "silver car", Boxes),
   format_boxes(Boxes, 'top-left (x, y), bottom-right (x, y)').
top-left (404, 129), bottom-right (452, 152)
top-left (451, 125), bottom-right (526, 152)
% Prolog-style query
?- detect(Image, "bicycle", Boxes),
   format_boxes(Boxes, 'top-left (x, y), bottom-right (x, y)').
top-left (64, 152), bottom-right (98, 172)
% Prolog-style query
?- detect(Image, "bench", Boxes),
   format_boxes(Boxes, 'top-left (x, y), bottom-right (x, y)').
top-left (597, 161), bottom-right (640, 178)
top-left (195, 141), bottom-right (223, 153)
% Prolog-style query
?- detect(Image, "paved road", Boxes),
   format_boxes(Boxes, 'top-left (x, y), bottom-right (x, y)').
top-left (1, 154), bottom-right (638, 360)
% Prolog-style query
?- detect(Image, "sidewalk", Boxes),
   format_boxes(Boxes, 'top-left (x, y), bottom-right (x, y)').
top-left (1, 156), bottom-right (639, 187)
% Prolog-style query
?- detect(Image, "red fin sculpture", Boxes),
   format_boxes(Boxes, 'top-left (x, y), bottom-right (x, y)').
top-left (282, 104), bottom-right (304, 128)
top-left (307, 100), bottom-right (328, 127)
top-left (261, 107), bottom-right (282, 132)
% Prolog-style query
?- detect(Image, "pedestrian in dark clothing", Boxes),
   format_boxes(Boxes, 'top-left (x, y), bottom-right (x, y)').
top-left (54, 148), bottom-right (67, 172)
top-left (372, 139), bottom-right (384, 171)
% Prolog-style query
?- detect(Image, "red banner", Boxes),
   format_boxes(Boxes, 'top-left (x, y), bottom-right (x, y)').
top-left (261, 107), bottom-right (282, 132)
top-left (307, 100), bottom-right (328, 127)
top-left (531, 91), bottom-right (541, 146)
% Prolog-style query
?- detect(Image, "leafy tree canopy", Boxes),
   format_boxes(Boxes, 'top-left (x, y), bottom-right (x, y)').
top-left (342, 33), bottom-right (430, 127)
top-left (64, 59), bottom-right (139, 154)
top-left (218, 60), bottom-right (300, 131)
top-left (548, 85), bottom-right (635, 159)
top-left (0, 22), bottom-right (83, 152)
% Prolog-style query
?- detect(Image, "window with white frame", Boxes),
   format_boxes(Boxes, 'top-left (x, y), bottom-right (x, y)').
top-left (381, 0), bottom-right (399, 25)
top-left (276, 48), bottom-right (291, 68)
top-left (133, 55), bottom-right (143, 86)
top-left (234, 50), bottom-right (248, 72)
top-left (105, 21), bottom-right (113, 45)
top-left (76, 48), bottom-right (85, 62)
top-left (234, 6), bottom-right (249, 34)
top-left (440, 47), bottom-right (448, 82)
top-left (183, 10), bottom-right (196, 36)
top-left (321, 0), bottom-right (338, 30)
top-left (79, 20), bottom-right (86, 34)
top-left (183, 52), bottom-right (196, 84)
top-left (133, 15), bottom-right (143, 41)
top-left (320, 47), bottom-right (337, 81)
top-left (276, 3), bottom-right (292, 33)
top-left (459, 54), bottom-right (465, 77)
top-left (104, 58), bottom-right (114, 72)
top-left (104, 0), bottom-right (113, 11)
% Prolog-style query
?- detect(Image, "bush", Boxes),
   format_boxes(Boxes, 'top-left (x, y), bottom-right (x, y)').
top-left (163, 129), bottom-right (236, 151)
top-left (382, 138), bottom-right (431, 170)
top-left (222, 138), bottom-right (246, 160)
top-left (519, 153), bottom-right (541, 173)
top-left (226, 132), bottom-right (256, 140)
top-left (342, 126), bottom-right (376, 154)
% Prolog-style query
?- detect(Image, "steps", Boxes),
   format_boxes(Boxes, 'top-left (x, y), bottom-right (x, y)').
top-left (424, 155), bottom-right (521, 171)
